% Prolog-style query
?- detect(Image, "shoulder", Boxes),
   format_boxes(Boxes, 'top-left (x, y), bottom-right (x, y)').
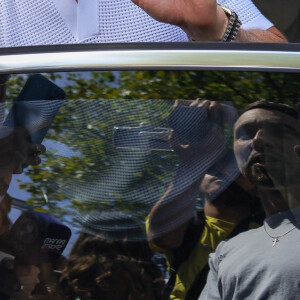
top-left (214, 225), bottom-right (262, 257)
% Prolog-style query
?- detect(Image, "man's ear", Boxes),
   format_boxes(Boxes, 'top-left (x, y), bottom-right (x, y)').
top-left (294, 145), bottom-right (300, 159)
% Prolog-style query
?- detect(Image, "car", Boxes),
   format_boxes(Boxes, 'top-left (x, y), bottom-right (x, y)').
top-left (0, 42), bottom-right (300, 300)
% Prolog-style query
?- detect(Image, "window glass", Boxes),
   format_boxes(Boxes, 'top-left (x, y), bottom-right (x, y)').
top-left (0, 70), bottom-right (299, 300)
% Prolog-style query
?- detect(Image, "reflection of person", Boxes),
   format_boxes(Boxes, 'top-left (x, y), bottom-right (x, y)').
top-left (147, 100), bottom-right (263, 300)
top-left (200, 101), bottom-right (300, 299)
top-left (0, 125), bottom-right (46, 236)
top-left (0, 125), bottom-right (46, 299)
top-left (234, 101), bottom-right (300, 212)
top-left (0, 0), bottom-right (286, 46)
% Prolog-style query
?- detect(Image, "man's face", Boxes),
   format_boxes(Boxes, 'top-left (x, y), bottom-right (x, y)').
top-left (234, 108), bottom-right (300, 188)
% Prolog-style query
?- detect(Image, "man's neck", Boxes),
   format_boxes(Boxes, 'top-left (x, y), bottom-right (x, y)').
top-left (257, 187), bottom-right (289, 217)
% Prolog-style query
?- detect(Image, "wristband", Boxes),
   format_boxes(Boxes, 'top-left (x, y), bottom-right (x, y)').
top-left (218, 4), bottom-right (242, 42)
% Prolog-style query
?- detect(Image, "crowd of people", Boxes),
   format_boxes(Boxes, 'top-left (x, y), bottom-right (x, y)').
top-left (0, 0), bottom-right (299, 299)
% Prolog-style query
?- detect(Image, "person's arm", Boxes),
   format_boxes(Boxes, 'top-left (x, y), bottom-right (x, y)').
top-left (131, 0), bottom-right (287, 42)
top-left (236, 26), bottom-right (286, 42)
top-left (148, 178), bottom-right (201, 249)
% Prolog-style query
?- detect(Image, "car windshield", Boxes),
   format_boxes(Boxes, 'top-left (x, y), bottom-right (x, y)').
top-left (0, 65), bottom-right (300, 299)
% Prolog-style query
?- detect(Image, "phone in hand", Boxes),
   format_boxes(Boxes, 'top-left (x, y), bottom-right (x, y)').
top-left (3, 74), bottom-right (66, 144)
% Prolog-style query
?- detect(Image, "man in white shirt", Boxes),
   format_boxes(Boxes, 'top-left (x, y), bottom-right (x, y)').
top-left (0, 0), bottom-right (286, 47)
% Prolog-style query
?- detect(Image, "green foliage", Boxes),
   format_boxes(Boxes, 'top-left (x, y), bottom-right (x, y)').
top-left (5, 70), bottom-right (300, 227)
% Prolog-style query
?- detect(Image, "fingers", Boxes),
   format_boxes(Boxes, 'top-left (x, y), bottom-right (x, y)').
top-left (190, 98), bottom-right (210, 109)
top-left (173, 99), bottom-right (194, 108)
top-left (22, 143), bottom-right (46, 168)
top-left (0, 141), bottom-right (46, 176)
top-left (28, 143), bottom-right (46, 158)
top-left (173, 98), bottom-right (210, 109)
top-left (209, 101), bottom-right (221, 122)
top-left (11, 143), bottom-right (46, 174)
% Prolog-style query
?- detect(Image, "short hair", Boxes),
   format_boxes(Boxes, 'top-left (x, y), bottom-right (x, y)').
top-left (242, 101), bottom-right (298, 119)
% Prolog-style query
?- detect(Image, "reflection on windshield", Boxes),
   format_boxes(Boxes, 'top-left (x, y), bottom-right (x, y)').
top-left (0, 71), bottom-right (299, 299)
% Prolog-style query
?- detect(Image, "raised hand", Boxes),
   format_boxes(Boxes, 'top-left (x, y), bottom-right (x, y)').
top-left (166, 99), bottom-right (238, 197)
top-left (131, 0), bottom-right (228, 41)
top-left (131, 0), bottom-right (288, 42)
top-left (168, 99), bottom-right (237, 162)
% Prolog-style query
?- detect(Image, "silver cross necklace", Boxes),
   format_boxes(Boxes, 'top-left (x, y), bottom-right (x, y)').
top-left (263, 222), bottom-right (296, 246)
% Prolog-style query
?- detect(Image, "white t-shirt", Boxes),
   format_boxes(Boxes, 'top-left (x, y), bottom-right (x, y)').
top-left (200, 206), bottom-right (300, 300)
top-left (0, 0), bottom-right (273, 47)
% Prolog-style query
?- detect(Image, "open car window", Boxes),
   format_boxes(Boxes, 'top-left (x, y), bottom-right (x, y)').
top-left (0, 44), bottom-right (300, 300)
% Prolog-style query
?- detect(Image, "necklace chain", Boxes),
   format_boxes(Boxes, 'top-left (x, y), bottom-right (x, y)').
top-left (263, 222), bottom-right (296, 247)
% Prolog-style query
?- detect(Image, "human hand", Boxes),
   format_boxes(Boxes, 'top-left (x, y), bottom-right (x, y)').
top-left (168, 99), bottom-right (237, 163)
top-left (168, 99), bottom-right (238, 191)
top-left (131, 0), bottom-right (228, 41)
top-left (0, 126), bottom-right (46, 178)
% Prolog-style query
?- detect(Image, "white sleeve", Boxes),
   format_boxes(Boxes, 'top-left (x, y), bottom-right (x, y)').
top-left (218, 0), bottom-right (273, 30)
top-left (199, 251), bottom-right (222, 300)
